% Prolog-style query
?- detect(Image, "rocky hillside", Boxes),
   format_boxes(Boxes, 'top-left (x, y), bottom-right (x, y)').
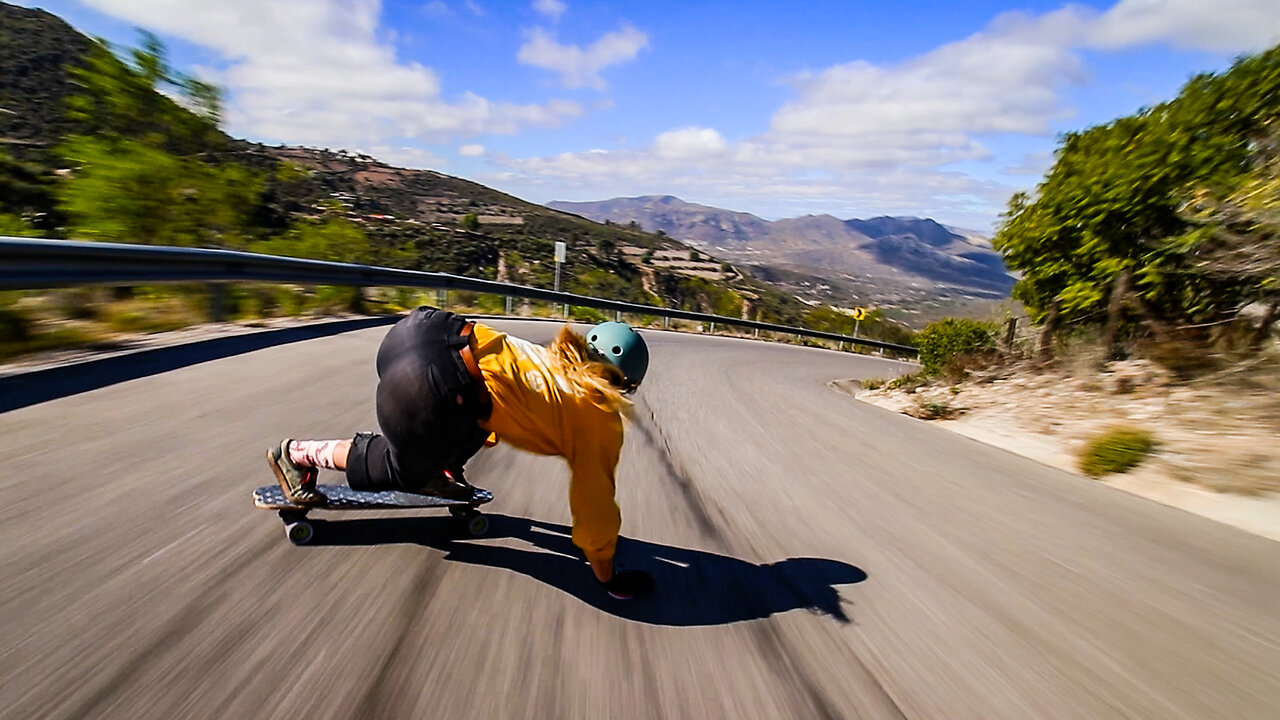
top-left (549, 195), bottom-right (1016, 308)
top-left (0, 4), bottom-right (92, 150)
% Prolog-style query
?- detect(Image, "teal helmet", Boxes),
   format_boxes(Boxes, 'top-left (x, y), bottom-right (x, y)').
top-left (585, 321), bottom-right (649, 391)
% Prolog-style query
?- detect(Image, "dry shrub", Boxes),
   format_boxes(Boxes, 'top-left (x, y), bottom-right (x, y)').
top-left (908, 399), bottom-right (959, 420)
top-left (1079, 426), bottom-right (1157, 477)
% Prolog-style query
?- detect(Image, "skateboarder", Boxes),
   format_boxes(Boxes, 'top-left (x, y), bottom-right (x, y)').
top-left (267, 306), bottom-right (654, 598)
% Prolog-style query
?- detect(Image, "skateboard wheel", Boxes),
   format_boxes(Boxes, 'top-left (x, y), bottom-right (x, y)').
top-left (285, 521), bottom-right (314, 545)
top-left (464, 512), bottom-right (489, 537)
top-left (448, 506), bottom-right (469, 518)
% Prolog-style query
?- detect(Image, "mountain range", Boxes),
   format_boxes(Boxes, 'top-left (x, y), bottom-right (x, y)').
top-left (548, 196), bottom-right (1015, 307)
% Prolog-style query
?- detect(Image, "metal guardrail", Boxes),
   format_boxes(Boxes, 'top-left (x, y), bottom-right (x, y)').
top-left (0, 237), bottom-right (917, 354)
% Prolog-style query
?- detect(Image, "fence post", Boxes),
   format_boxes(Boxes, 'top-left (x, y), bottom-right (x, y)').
top-left (437, 288), bottom-right (447, 309)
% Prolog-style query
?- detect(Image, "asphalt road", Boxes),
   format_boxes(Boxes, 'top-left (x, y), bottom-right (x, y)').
top-left (1, 318), bottom-right (1277, 719)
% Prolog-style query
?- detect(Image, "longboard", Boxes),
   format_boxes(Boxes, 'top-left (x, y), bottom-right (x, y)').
top-left (253, 483), bottom-right (494, 545)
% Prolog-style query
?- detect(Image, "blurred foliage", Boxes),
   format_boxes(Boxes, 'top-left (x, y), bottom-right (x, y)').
top-left (0, 151), bottom-right (57, 228)
top-left (916, 318), bottom-right (997, 377)
top-left (1181, 125), bottom-right (1280, 335)
top-left (1079, 426), bottom-right (1157, 477)
top-left (66, 32), bottom-right (225, 154)
top-left (569, 306), bottom-right (609, 323)
top-left (993, 43), bottom-right (1280, 348)
top-left (59, 135), bottom-right (261, 246)
top-left (0, 213), bottom-right (41, 237)
top-left (252, 214), bottom-right (411, 266)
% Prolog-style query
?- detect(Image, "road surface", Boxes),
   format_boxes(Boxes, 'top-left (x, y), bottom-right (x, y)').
top-left (1, 318), bottom-right (1277, 719)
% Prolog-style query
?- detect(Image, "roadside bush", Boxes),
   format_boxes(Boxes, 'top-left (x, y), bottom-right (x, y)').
top-left (0, 306), bottom-right (32, 343)
top-left (887, 372), bottom-right (928, 391)
top-left (916, 318), bottom-right (997, 377)
top-left (1079, 426), bottom-right (1157, 477)
top-left (569, 306), bottom-right (608, 323)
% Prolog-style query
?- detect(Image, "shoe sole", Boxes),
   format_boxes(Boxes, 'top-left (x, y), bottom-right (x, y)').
top-left (266, 447), bottom-right (326, 507)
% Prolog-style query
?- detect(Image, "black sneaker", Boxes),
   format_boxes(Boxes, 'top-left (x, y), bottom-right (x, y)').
top-left (411, 471), bottom-right (478, 501)
top-left (267, 439), bottom-right (327, 506)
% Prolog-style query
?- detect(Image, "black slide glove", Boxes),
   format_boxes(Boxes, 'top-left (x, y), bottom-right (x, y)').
top-left (599, 569), bottom-right (655, 600)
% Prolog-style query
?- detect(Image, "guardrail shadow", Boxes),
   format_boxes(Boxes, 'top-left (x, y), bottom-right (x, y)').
top-left (0, 316), bottom-right (398, 412)
top-left (305, 513), bottom-right (868, 627)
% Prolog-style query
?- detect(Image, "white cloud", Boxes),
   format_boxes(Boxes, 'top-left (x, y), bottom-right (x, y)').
top-left (532, 0), bottom-right (566, 22)
top-left (654, 127), bottom-right (727, 160)
top-left (365, 145), bottom-right (447, 168)
top-left (1090, 0), bottom-right (1280, 52)
top-left (75, 0), bottom-right (582, 149)
top-left (768, 7), bottom-right (1090, 168)
top-left (517, 24), bottom-right (648, 90)
top-left (459, 143), bottom-right (486, 156)
top-left (492, 0), bottom-right (1280, 226)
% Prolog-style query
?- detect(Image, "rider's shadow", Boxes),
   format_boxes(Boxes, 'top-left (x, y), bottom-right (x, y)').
top-left (307, 514), bottom-right (868, 627)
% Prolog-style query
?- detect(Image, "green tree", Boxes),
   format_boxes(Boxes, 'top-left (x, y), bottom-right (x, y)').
top-left (461, 212), bottom-right (480, 231)
top-left (67, 32), bottom-right (224, 154)
top-left (993, 43), bottom-right (1280, 342)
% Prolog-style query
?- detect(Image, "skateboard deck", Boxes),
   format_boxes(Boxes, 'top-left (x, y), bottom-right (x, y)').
top-left (253, 484), bottom-right (494, 544)
top-left (253, 483), bottom-right (493, 510)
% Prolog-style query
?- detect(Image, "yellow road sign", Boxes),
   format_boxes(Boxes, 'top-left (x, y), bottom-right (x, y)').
top-left (852, 307), bottom-right (867, 321)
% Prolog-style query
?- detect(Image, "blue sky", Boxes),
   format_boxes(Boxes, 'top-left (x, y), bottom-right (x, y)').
top-left (15, 0), bottom-right (1280, 231)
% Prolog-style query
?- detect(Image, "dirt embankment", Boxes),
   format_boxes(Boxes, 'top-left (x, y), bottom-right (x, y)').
top-left (848, 356), bottom-right (1280, 542)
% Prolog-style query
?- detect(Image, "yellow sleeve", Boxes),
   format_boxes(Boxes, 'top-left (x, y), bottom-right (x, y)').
top-left (567, 411), bottom-right (623, 565)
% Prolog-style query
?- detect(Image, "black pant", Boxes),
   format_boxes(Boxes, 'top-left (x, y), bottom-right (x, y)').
top-left (345, 307), bottom-right (490, 492)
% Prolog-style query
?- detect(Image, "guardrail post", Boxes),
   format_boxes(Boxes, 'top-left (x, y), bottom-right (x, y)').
top-left (663, 316), bottom-right (669, 329)
top-left (754, 328), bottom-right (759, 338)
top-left (437, 288), bottom-right (447, 308)
top-left (710, 321), bottom-right (716, 334)
top-left (207, 282), bottom-right (227, 323)
top-left (615, 310), bottom-right (622, 323)
top-left (839, 340), bottom-right (844, 351)
top-left (505, 296), bottom-right (513, 315)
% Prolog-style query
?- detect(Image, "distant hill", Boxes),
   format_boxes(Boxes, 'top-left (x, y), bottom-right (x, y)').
top-left (549, 196), bottom-right (1015, 308)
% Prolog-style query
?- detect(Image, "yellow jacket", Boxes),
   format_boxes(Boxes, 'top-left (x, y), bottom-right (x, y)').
top-left (471, 323), bottom-right (623, 565)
